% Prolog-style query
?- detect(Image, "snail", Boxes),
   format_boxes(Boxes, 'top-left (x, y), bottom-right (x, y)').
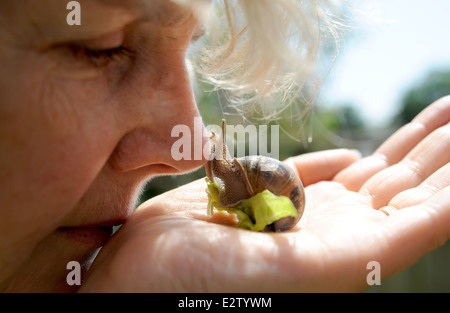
top-left (205, 119), bottom-right (305, 232)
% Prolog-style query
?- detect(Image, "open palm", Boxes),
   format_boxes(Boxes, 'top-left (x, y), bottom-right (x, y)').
top-left (81, 97), bottom-right (450, 292)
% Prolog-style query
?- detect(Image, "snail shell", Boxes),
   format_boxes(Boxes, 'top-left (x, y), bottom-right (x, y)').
top-left (205, 120), bottom-right (305, 232)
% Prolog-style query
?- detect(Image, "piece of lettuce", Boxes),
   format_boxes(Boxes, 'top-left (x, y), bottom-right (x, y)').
top-left (205, 178), bottom-right (298, 231)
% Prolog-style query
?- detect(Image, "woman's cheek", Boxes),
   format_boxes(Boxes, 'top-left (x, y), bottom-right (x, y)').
top-left (34, 78), bottom-right (118, 216)
top-left (0, 49), bottom-right (125, 283)
top-left (0, 59), bottom-right (118, 239)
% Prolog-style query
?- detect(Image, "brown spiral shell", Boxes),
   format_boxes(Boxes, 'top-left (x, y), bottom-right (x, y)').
top-left (234, 155), bottom-right (305, 231)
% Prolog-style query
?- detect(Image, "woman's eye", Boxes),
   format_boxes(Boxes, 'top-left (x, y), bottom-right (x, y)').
top-left (68, 45), bottom-right (134, 67)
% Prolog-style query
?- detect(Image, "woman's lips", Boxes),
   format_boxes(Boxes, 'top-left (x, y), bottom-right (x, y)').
top-left (58, 226), bottom-right (114, 247)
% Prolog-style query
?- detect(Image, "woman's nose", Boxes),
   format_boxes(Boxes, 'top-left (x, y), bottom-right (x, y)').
top-left (108, 54), bottom-right (210, 175)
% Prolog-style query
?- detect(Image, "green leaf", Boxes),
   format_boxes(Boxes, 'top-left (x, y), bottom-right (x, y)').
top-left (205, 178), bottom-right (298, 231)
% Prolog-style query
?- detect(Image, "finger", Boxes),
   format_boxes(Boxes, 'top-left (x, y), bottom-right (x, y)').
top-left (334, 96), bottom-right (450, 191)
top-left (284, 149), bottom-right (361, 187)
top-left (378, 186), bottom-right (450, 279)
top-left (376, 95), bottom-right (450, 161)
top-left (386, 162), bottom-right (450, 210)
top-left (360, 123), bottom-right (450, 209)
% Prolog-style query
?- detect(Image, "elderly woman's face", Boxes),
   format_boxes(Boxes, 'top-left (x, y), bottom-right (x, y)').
top-left (0, 0), bottom-right (208, 291)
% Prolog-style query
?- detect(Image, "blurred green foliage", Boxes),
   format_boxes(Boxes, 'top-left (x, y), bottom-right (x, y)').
top-left (392, 69), bottom-right (450, 126)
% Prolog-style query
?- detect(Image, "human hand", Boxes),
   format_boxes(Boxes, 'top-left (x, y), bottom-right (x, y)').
top-left (80, 97), bottom-right (450, 292)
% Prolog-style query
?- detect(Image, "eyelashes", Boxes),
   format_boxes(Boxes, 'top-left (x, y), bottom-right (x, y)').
top-left (68, 44), bottom-right (135, 67)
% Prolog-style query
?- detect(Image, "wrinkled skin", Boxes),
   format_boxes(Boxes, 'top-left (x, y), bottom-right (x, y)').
top-left (81, 97), bottom-right (450, 292)
top-left (0, 0), bottom-right (209, 292)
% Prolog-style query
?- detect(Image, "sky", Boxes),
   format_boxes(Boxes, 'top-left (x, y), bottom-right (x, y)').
top-left (318, 0), bottom-right (450, 127)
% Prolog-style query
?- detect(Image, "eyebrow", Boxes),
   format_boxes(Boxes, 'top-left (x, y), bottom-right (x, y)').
top-left (31, 0), bottom-right (204, 48)
top-left (119, 0), bottom-right (206, 42)
top-left (96, 0), bottom-right (198, 27)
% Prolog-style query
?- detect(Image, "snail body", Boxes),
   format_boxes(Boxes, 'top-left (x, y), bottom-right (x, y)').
top-left (205, 120), bottom-right (305, 232)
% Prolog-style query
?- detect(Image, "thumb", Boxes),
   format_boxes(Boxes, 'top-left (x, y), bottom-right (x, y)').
top-left (284, 149), bottom-right (361, 187)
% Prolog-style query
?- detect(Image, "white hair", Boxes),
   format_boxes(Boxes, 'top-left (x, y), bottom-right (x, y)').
top-left (181, 0), bottom-right (347, 121)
